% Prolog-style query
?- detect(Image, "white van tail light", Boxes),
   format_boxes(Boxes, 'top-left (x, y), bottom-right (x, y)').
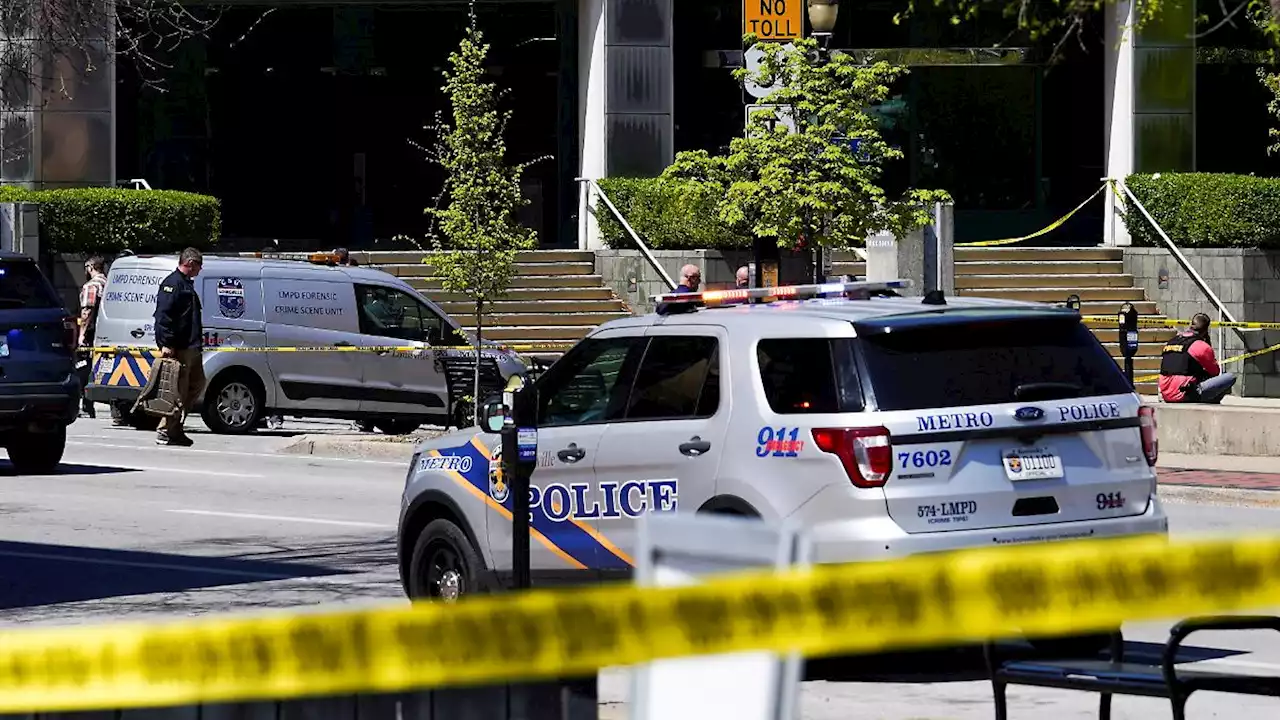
top-left (812, 427), bottom-right (894, 488)
top-left (1139, 406), bottom-right (1158, 467)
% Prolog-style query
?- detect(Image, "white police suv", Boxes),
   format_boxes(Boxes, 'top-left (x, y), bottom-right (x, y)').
top-left (398, 280), bottom-right (1166, 606)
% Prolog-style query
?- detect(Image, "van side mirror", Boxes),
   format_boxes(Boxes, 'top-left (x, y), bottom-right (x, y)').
top-left (481, 398), bottom-right (507, 434)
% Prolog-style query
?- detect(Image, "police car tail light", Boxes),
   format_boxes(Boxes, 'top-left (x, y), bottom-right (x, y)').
top-left (651, 279), bottom-right (913, 312)
top-left (1139, 406), bottom-right (1158, 467)
top-left (61, 316), bottom-right (76, 352)
top-left (812, 427), bottom-right (894, 488)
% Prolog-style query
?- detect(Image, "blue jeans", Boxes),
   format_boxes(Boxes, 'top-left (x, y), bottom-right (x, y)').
top-left (1190, 373), bottom-right (1236, 404)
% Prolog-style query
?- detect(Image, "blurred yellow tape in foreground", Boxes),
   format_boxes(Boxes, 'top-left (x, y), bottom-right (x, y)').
top-left (2, 534), bottom-right (1280, 712)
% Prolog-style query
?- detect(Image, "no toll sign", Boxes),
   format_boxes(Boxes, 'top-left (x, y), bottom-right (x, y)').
top-left (744, 0), bottom-right (802, 42)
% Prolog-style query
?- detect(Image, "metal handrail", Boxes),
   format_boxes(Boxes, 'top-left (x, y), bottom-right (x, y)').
top-left (1115, 179), bottom-right (1246, 349)
top-left (576, 177), bottom-right (677, 292)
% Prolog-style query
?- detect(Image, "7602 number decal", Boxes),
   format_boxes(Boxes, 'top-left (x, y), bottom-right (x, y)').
top-left (897, 449), bottom-right (952, 469)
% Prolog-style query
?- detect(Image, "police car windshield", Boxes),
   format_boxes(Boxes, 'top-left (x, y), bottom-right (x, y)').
top-left (857, 316), bottom-right (1131, 411)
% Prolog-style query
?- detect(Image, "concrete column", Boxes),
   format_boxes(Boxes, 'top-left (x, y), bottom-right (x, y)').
top-left (578, 0), bottom-right (607, 250)
top-left (1104, 0), bottom-right (1195, 246)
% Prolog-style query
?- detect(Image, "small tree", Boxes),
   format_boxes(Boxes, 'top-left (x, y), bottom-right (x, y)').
top-left (665, 37), bottom-right (948, 253)
top-left (423, 18), bottom-right (538, 426)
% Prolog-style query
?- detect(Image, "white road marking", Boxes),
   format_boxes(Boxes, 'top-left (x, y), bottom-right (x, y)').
top-left (66, 440), bottom-right (406, 466)
top-left (167, 509), bottom-right (392, 529)
top-left (0, 549), bottom-right (294, 580)
top-left (114, 465), bottom-right (265, 479)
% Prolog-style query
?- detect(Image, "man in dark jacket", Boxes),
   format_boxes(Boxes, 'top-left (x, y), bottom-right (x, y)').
top-left (153, 247), bottom-right (206, 446)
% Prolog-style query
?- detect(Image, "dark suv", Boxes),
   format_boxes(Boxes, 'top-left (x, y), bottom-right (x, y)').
top-left (0, 253), bottom-right (79, 473)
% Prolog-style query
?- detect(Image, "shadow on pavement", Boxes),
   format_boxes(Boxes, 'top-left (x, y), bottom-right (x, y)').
top-left (805, 640), bottom-right (1250, 684)
top-left (0, 462), bottom-right (139, 476)
top-left (0, 539), bottom-right (353, 609)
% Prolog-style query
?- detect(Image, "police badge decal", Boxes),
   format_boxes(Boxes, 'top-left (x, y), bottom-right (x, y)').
top-left (217, 277), bottom-right (246, 319)
top-left (488, 446), bottom-right (509, 503)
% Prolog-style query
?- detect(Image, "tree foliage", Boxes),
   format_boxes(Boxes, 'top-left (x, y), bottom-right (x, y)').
top-left (663, 37), bottom-right (948, 249)
top-left (423, 21), bottom-right (538, 305)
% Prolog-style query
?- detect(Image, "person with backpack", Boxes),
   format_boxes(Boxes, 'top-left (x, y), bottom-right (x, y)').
top-left (77, 255), bottom-right (108, 418)
top-left (1159, 312), bottom-right (1236, 404)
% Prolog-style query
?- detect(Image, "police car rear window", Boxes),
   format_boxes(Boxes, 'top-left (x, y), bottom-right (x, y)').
top-left (757, 339), bottom-right (863, 414)
top-left (857, 316), bottom-right (1131, 411)
top-left (0, 261), bottom-right (61, 310)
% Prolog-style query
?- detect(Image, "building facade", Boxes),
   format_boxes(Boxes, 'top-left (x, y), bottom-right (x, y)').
top-left (3, 0), bottom-right (1277, 248)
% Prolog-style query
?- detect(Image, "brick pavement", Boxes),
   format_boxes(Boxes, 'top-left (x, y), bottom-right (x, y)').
top-left (1159, 468), bottom-right (1280, 491)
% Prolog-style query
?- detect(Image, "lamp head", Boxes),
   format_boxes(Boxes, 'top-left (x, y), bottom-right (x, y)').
top-left (807, 0), bottom-right (839, 34)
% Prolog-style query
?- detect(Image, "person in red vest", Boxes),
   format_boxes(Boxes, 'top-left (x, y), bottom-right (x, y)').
top-left (1159, 313), bottom-right (1236, 404)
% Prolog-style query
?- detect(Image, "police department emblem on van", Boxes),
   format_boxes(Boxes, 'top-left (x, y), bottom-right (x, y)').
top-left (217, 277), bottom-right (246, 319)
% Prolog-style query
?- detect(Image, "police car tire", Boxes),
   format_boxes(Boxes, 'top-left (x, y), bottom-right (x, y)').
top-left (408, 518), bottom-right (481, 601)
top-left (7, 427), bottom-right (65, 475)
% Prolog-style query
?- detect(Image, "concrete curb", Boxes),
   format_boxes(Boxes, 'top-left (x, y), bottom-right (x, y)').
top-left (276, 434), bottom-right (420, 462)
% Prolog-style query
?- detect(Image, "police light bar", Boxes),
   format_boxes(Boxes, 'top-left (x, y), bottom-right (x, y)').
top-left (652, 279), bottom-right (914, 311)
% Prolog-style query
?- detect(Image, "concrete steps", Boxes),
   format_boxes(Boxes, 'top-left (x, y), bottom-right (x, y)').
top-left (361, 250), bottom-right (629, 355)
top-left (954, 247), bottom-right (1164, 386)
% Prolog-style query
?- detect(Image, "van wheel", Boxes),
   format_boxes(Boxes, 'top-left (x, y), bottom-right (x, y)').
top-left (408, 519), bottom-right (482, 602)
top-left (7, 427), bottom-right (66, 474)
top-left (376, 420), bottom-right (420, 436)
top-left (202, 374), bottom-right (263, 435)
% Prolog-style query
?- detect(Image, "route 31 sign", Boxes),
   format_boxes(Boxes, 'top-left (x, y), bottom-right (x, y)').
top-left (743, 43), bottom-right (794, 100)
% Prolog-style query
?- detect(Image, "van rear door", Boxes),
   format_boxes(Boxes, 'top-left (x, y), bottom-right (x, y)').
top-left (96, 264), bottom-right (171, 346)
top-left (852, 309), bottom-right (1155, 534)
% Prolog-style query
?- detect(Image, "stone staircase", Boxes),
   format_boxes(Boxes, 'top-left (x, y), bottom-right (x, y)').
top-left (953, 247), bottom-right (1165, 394)
top-left (358, 250), bottom-right (629, 353)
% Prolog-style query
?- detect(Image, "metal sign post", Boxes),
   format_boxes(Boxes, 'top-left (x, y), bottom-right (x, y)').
top-left (1118, 302), bottom-right (1139, 388)
top-left (501, 382), bottom-right (539, 590)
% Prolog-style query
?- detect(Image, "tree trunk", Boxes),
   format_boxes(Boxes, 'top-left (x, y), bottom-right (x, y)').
top-left (473, 299), bottom-right (482, 427)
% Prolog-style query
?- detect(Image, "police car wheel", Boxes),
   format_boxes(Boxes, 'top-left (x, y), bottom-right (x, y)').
top-left (409, 519), bottom-right (480, 603)
top-left (7, 427), bottom-right (66, 475)
top-left (202, 376), bottom-right (263, 435)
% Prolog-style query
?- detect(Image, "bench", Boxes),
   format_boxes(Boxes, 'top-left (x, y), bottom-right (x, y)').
top-left (984, 616), bottom-right (1280, 719)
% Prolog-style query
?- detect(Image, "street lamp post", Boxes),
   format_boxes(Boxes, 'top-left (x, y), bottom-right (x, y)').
top-left (806, 0), bottom-right (839, 283)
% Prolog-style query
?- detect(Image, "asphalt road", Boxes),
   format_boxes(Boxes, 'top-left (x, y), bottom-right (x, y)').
top-left (0, 415), bottom-right (408, 626)
top-left (5, 416), bottom-right (1280, 718)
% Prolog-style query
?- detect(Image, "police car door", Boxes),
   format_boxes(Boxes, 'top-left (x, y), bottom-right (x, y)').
top-left (486, 330), bottom-right (645, 584)
top-left (590, 327), bottom-right (728, 575)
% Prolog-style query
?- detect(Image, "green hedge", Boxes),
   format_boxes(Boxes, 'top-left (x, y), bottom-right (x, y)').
top-left (1124, 173), bottom-right (1280, 249)
top-left (0, 187), bottom-right (220, 254)
top-left (596, 177), bottom-right (745, 250)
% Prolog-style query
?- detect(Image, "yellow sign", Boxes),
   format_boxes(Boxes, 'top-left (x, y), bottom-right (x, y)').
top-left (744, 0), bottom-right (802, 41)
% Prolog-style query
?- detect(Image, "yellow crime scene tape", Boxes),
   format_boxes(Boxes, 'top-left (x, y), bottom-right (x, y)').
top-left (955, 184), bottom-right (1107, 247)
top-left (1080, 315), bottom-right (1280, 331)
top-left (88, 343), bottom-right (577, 356)
top-left (4, 533), bottom-right (1280, 712)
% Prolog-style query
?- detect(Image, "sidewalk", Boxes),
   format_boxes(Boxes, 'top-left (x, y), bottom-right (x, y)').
top-left (1158, 453), bottom-right (1280, 490)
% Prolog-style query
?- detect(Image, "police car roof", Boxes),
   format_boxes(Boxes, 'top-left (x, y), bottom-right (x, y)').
top-left (605, 295), bottom-right (1078, 333)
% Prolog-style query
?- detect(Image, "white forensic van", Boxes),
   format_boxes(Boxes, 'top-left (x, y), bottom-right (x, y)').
top-left (85, 254), bottom-right (527, 435)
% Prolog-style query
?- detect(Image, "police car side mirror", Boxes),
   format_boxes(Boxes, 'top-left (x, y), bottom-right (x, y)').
top-left (481, 399), bottom-right (506, 434)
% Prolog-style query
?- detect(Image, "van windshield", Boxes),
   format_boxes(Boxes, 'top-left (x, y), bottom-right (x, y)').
top-left (857, 316), bottom-right (1131, 411)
